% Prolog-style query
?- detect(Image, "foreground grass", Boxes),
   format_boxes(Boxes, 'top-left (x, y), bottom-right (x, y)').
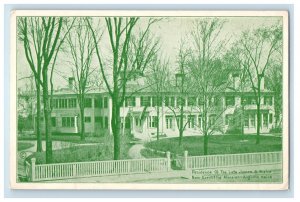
top-left (26, 135), bottom-right (133, 165)
top-left (144, 135), bottom-right (282, 157)
top-left (18, 142), bottom-right (35, 151)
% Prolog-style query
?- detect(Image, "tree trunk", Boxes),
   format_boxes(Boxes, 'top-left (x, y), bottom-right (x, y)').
top-left (156, 100), bottom-right (160, 141)
top-left (256, 80), bottom-right (261, 145)
top-left (111, 96), bottom-right (121, 160)
top-left (240, 104), bottom-right (245, 140)
top-left (35, 82), bottom-right (42, 152)
top-left (80, 104), bottom-right (85, 141)
top-left (203, 133), bottom-right (209, 155)
top-left (42, 70), bottom-right (53, 164)
top-left (256, 102), bottom-right (261, 145)
top-left (178, 103), bottom-right (184, 146)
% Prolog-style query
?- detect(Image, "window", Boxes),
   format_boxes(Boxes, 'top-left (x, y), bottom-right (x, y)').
top-left (208, 97), bottom-right (214, 106)
top-left (52, 99), bottom-right (58, 108)
top-left (53, 99), bottom-right (78, 108)
top-left (209, 115), bottom-right (216, 127)
top-left (225, 96), bottom-right (235, 106)
top-left (263, 113), bottom-right (268, 127)
top-left (198, 115), bottom-right (203, 129)
top-left (213, 96), bottom-right (221, 106)
top-left (198, 97), bottom-right (204, 106)
top-left (269, 114), bottom-right (273, 124)
top-left (188, 115), bottom-right (195, 128)
top-left (141, 96), bottom-right (151, 107)
top-left (135, 117), bottom-right (141, 126)
top-left (249, 113), bottom-right (256, 127)
top-left (51, 117), bottom-right (56, 127)
top-left (58, 99), bottom-right (68, 108)
top-left (68, 98), bottom-right (77, 108)
top-left (225, 114), bottom-right (233, 126)
top-left (84, 116), bottom-right (91, 123)
top-left (103, 97), bottom-right (108, 108)
top-left (95, 116), bottom-right (103, 128)
top-left (264, 96), bottom-right (273, 106)
top-left (166, 116), bottom-right (173, 129)
top-left (84, 98), bottom-right (92, 108)
top-left (94, 98), bottom-right (103, 108)
top-left (244, 114), bottom-right (249, 127)
top-left (152, 96), bottom-right (162, 107)
top-left (170, 97), bottom-right (175, 107)
top-left (125, 117), bottom-right (131, 129)
top-left (148, 116), bottom-right (157, 128)
top-left (177, 97), bottom-right (185, 106)
top-left (125, 96), bottom-right (136, 107)
top-left (165, 96), bottom-right (169, 107)
top-left (104, 117), bottom-right (108, 129)
top-left (188, 97), bottom-right (196, 106)
top-left (242, 96), bottom-right (256, 105)
top-left (62, 117), bottom-right (75, 127)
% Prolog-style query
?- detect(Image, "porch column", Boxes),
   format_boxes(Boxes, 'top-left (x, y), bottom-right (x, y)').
top-left (74, 115), bottom-right (78, 133)
top-left (131, 116), bottom-right (135, 133)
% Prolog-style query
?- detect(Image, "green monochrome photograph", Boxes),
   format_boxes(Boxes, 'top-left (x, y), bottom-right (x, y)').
top-left (10, 10), bottom-right (289, 190)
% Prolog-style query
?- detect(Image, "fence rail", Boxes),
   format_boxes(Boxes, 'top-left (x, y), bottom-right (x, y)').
top-left (178, 151), bottom-right (282, 170)
top-left (30, 156), bottom-right (170, 182)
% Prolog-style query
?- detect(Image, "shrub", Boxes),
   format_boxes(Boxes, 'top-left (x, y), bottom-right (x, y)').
top-left (225, 126), bottom-right (242, 135)
top-left (18, 142), bottom-right (34, 151)
top-left (269, 127), bottom-right (282, 133)
top-left (25, 135), bottom-right (133, 164)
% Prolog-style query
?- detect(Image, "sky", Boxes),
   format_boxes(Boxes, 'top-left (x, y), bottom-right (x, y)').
top-left (16, 16), bottom-right (282, 90)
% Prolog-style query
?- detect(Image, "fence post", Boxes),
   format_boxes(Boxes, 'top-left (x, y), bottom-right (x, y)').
top-left (166, 151), bottom-right (171, 171)
top-left (73, 164), bottom-right (77, 177)
top-left (184, 150), bottom-right (188, 170)
top-left (31, 158), bottom-right (36, 182)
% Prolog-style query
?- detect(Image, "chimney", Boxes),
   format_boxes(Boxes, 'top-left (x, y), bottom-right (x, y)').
top-left (68, 77), bottom-right (75, 90)
top-left (232, 72), bottom-right (240, 90)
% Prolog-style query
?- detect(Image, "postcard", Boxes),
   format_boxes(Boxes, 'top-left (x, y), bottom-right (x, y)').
top-left (10, 10), bottom-right (289, 190)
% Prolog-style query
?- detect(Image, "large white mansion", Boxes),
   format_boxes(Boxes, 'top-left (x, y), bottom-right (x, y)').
top-left (36, 74), bottom-right (275, 140)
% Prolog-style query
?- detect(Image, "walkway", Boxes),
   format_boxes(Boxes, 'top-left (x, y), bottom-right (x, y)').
top-left (128, 144), bottom-right (145, 159)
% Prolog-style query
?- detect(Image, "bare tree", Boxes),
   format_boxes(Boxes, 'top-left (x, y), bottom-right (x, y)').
top-left (223, 45), bottom-right (250, 137)
top-left (145, 55), bottom-right (169, 141)
top-left (265, 60), bottom-right (283, 128)
top-left (18, 17), bottom-right (75, 163)
top-left (65, 18), bottom-right (98, 141)
top-left (162, 41), bottom-right (194, 146)
top-left (18, 18), bottom-right (43, 152)
top-left (188, 18), bottom-right (230, 155)
top-left (239, 24), bottom-right (282, 144)
top-left (17, 75), bottom-right (36, 133)
top-left (87, 17), bottom-right (160, 160)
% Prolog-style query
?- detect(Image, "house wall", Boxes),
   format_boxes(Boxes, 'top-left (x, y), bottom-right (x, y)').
top-left (36, 92), bottom-right (276, 138)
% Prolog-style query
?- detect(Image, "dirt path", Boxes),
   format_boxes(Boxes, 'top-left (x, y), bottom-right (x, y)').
top-left (128, 144), bottom-right (145, 159)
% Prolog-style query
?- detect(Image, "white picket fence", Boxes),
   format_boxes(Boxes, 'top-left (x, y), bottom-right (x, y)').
top-left (25, 151), bottom-right (282, 182)
top-left (178, 151), bottom-right (282, 170)
top-left (27, 155), bottom-right (171, 182)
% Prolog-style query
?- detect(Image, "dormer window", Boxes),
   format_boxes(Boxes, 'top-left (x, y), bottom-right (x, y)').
top-left (225, 96), bottom-right (235, 106)
top-left (264, 96), bottom-right (273, 105)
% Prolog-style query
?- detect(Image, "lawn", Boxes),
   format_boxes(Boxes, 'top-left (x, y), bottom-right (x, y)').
top-left (18, 134), bottom-right (106, 144)
top-left (25, 135), bottom-right (133, 165)
top-left (18, 142), bottom-right (35, 151)
top-left (143, 135), bottom-right (282, 157)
